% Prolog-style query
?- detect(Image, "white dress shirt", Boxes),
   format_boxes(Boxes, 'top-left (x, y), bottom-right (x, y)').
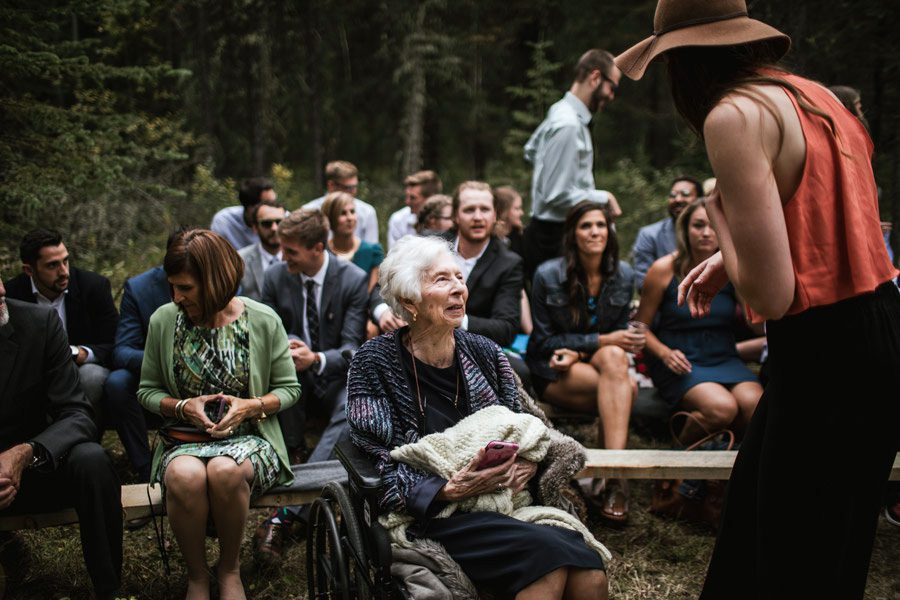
top-left (30, 277), bottom-right (96, 363)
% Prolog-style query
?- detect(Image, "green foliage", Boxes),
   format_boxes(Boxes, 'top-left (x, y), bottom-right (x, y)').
top-left (498, 40), bottom-right (564, 192)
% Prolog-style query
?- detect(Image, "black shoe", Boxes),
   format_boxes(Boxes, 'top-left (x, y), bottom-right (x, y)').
top-left (125, 515), bottom-right (154, 531)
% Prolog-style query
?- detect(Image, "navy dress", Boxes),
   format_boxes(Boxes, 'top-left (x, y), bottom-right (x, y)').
top-left (398, 344), bottom-right (603, 598)
top-left (648, 277), bottom-right (757, 407)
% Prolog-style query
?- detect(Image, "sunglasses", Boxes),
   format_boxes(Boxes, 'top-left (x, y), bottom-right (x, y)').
top-left (258, 218), bottom-right (283, 228)
top-left (668, 190), bottom-right (694, 199)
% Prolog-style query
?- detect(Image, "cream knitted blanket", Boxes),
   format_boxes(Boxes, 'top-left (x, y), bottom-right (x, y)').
top-left (384, 405), bottom-right (611, 562)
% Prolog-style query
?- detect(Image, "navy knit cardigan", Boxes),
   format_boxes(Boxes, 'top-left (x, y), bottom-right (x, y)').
top-left (346, 327), bottom-right (521, 512)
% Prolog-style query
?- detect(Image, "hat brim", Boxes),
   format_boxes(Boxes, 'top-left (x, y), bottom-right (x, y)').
top-left (615, 17), bottom-right (790, 80)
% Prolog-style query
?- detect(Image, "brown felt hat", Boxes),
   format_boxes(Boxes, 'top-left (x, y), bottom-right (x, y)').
top-left (615, 0), bottom-right (791, 80)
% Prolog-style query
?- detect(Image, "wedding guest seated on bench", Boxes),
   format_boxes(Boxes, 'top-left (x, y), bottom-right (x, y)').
top-left (634, 199), bottom-right (762, 443)
top-left (138, 229), bottom-right (300, 600)
top-left (0, 272), bottom-right (122, 600)
top-left (526, 201), bottom-right (643, 523)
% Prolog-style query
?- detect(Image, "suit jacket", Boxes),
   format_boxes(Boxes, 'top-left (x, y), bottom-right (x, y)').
top-left (112, 266), bottom-right (171, 375)
top-left (238, 244), bottom-right (275, 302)
top-left (5, 267), bottom-right (119, 367)
top-left (444, 233), bottom-right (524, 347)
top-left (0, 300), bottom-right (97, 468)
top-left (262, 252), bottom-right (368, 381)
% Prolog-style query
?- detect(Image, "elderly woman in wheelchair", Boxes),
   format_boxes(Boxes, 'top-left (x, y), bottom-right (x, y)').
top-left (344, 236), bottom-right (609, 600)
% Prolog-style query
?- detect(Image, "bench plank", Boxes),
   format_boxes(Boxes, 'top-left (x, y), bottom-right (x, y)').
top-left (578, 450), bottom-right (900, 481)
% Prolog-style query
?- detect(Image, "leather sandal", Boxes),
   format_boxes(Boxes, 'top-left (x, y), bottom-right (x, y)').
top-left (599, 482), bottom-right (629, 524)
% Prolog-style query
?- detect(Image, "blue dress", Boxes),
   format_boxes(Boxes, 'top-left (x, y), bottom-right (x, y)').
top-left (648, 277), bottom-right (758, 407)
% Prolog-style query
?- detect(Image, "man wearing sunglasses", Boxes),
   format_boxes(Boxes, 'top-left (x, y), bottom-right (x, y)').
top-left (523, 48), bottom-right (623, 282)
top-left (631, 176), bottom-right (703, 289)
top-left (238, 198), bottom-right (288, 301)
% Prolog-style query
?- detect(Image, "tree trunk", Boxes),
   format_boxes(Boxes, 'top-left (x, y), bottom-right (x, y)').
top-left (305, 3), bottom-right (324, 190)
top-left (401, 4), bottom-right (428, 176)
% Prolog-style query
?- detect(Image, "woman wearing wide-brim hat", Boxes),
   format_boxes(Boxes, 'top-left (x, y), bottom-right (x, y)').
top-left (617, 1), bottom-right (900, 599)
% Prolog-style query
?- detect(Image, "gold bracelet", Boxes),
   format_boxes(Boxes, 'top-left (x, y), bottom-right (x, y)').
top-left (256, 397), bottom-right (267, 420)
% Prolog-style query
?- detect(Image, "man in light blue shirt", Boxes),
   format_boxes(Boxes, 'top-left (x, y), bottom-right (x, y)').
top-left (630, 176), bottom-right (702, 289)
top-left (210, 177), bottom-right (276, 249)
top-left (303, 160), bottom-right (380, 244)
top-left (523, 49), bottom-right (622, 280)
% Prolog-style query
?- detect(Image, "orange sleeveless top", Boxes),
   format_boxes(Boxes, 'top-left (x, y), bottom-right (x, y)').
top-left (746, 72), bottom-right (896, 323)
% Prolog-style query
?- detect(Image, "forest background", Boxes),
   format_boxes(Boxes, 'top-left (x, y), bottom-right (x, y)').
top-left (1, 0), bottom-right (898, 290)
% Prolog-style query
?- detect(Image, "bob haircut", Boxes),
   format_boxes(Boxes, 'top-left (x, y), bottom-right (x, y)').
top-left (378, 235), bottom-right (455, 321)
top-left (320, 191), bottom-right (355, 232)
top-left (163, 229), bottom-right (243, 325)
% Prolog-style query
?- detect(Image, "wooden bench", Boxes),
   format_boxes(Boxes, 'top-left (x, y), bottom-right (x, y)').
top-left (0, 460), bottom-right (348, 532)
top-left (578, 449), bottom-right (900, 481)
top-left (4, 451), bottom-right (899, 531)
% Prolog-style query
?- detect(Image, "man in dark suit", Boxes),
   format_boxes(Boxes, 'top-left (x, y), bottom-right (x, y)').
top-left (4, 229), bottom-right (118, 423)
top-left (261, 208), bottom-right (368, 463)
top-left (237, 197), bottom-right (286, 301)
top-left (445, 182), bottom-right (524, 348)
top-left (0, 273), bottom-right (122, 600)
top-left (256, 209), bottom-right (368, 563)
top-left (103, 264), bottom-right (171, 483)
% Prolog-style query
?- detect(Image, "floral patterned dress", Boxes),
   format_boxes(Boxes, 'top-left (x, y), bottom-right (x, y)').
top-left (154, 310), bottom-right (280, 498)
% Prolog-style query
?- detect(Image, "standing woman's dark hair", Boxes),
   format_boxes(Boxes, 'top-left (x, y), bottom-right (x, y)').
top-left (562, 200), bottom-right (619, 323)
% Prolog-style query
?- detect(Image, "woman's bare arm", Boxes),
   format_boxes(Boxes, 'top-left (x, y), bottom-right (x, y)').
top-left (703, 94), bottom-right (795, 320)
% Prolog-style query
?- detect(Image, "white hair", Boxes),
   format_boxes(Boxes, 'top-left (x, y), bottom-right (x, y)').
top-left (379, 235), bottom-right (455, 321)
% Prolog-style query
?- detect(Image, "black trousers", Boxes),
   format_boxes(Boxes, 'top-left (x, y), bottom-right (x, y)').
top-left (522, 218), bottom-right (564, 285)
top-left (700, 282), bottom-right (900, 600)
top-left (2, 442), bottom-right (123, 599)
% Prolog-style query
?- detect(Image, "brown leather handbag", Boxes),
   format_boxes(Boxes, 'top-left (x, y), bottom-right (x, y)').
top-left (649, 412), bottom-right (735, 530)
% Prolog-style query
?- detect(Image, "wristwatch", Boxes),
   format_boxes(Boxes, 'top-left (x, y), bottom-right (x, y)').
top-left (26, 441), bottom-right (48, 470)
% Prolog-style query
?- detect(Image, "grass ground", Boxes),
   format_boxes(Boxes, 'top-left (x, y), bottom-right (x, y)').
top-left (3, 430), bottom-right (899, 600)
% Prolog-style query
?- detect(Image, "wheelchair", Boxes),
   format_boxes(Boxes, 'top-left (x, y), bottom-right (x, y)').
top-left (306, 438), bottom-right (413, 600)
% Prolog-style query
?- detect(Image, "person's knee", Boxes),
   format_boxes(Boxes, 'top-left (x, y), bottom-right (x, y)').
top-left (65, 442), bottom-right (116, 483)
top-left (595, 570), bottom-right (609, 600)
top-left (699, 396), bottom-right (739, 429)
top-left (164, 459), bottom-right (207, 500)
top-left (206, 458), bottom-right (248, 493)
top-left (103, 369), bottom-right (137, 403)
top-left (590, 345), bottom-right (628, 375)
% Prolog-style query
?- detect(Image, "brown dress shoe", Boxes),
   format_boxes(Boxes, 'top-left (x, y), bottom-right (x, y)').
top-left (253, 521), bottom-right (286, 565)
top-left (288, 446), bottom-right (309, 465)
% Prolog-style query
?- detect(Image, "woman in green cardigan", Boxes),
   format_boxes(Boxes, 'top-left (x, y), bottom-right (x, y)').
top-left (138, 229), bottom-right (300, 600)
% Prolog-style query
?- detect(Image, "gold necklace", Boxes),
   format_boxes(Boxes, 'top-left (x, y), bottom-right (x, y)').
top-left (407, 333), bottom-right (460, 417)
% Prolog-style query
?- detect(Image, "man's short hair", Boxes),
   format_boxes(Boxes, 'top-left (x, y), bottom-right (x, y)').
top-left (451, 181), bottom-right (494, 216)
top-left (574, 49), bottom-right (616, 83)
top-left (325, 161), bottom-right (358, 182)
top-left (250, 198), bottom-right (286, 224)
top-left (20, 228), bottom-right (64, 266)
top-left (238, 177), bottom-right (275, 208)
top-left (163, 229), bottom-right (243, 324)
top-left (278, 208), bottom-right (329, 249)
top-left (403, 170), bottom-right (443, 198)
top-left (671, 175), bottom-right (703, 199)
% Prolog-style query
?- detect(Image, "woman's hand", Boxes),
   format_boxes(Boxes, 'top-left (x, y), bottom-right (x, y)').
top-left (603, 329), bottom-right (647, 353)
top-left (438, 448), bottom-right (517, 502)
top-left (550, 349), bottom-right (579, 372)
top-left (677, 251), bottom-right (729, 318)
top-left (181, 394), bottom-right (221, 431)
top-left (508, 458), bottom-right (539, 493)
top-left (208, 395), bottom-right (257, 438)
top-left (662, 348), bottom-right (692, 375)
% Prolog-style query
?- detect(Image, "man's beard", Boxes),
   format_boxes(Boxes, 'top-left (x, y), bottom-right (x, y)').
top-left (0, 300), bottom-right (9, 327)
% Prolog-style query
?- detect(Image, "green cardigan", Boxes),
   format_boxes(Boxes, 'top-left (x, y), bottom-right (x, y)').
top-left (138, 298), bottom-right (301, 486)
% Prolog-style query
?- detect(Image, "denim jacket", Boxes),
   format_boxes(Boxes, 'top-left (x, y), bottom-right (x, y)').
top-left (526, 258), bottom-right (634, 383)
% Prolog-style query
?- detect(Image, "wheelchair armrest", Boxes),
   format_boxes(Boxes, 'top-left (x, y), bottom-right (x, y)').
top-left (335, 438), bottom-right (382, 495)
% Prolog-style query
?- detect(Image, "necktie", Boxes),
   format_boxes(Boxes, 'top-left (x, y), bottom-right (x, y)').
top-left (305, 279), bottom-right (320, 352)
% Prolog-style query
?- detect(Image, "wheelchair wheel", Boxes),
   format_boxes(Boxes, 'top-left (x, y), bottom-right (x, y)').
top-left (307, 482), bottom-right (371, 600)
